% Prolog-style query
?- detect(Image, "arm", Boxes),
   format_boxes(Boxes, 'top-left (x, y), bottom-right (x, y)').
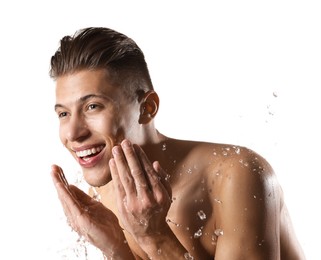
top-left (51, 165), bottom-right (135, 260)
top-left (110, 139), bottom-right (192, 259)
top-left (214, 153), bottom-right (281, 260)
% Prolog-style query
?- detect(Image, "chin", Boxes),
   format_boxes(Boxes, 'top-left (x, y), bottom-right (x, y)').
top-left (83, 168), bottom-right (112, 187)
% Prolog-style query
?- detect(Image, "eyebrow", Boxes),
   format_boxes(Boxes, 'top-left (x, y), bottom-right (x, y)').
top-left (54, 94), bottom-right (114, 111)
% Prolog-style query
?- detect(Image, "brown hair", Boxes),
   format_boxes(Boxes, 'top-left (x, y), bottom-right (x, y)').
top-left (50, 27), bottom-right (153, 99)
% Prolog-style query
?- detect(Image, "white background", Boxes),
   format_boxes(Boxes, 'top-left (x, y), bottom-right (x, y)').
top-left (0, 1), bottom-right (320, 259)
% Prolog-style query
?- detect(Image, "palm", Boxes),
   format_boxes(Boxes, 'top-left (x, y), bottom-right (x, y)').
top-left (51, 166), bottom-right (126, 256)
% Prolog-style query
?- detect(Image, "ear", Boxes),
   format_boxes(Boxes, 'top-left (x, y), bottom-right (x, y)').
top-left (138, 90), bottom-right (159, 124)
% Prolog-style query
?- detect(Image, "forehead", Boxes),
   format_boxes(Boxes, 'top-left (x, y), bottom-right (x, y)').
top-left (55, 69), bottom-right (119, 103)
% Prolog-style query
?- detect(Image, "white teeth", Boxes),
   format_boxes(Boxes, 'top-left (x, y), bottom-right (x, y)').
top-left (76, 145), bottom-right (103, 158)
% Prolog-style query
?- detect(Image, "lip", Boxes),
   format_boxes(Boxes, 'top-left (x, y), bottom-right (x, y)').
top-left (72, 143), bottom-right (105, 152)
top-left (72, 144), bottom-right (106, 168)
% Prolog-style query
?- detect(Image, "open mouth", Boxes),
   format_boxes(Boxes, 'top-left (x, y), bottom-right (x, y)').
top-left (76, 145), bottom-right (104, 160)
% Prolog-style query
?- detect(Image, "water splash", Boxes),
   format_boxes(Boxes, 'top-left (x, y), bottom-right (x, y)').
top-left (239, 159), bottom-right (249, 167)
top-left (166, 218), bottom-right (181, 227)
top-left (234, 146), bottom-right (241, 155)
top-left (258, 239), bottom-right (265, 246)
top-left (184, 252), bottom-right (194, 260)
top-left (197, 210), bottom-right (207, 220)
top-left (57, 171), bottom-right (106, 259)
top-left (91, 187), bottom-right (101, 202)
top-left (214, 198), bottom-right (222, 204)
top-left (194, 227), bottom-right (203, 238)
top-left (214, 228), bottom-right (224, 236)
top-left (56, 230), bottom-right (106, 259)
top-left (139, 219), bottom-right (148, 226)
top-left (165, 173), bottom-right (171, 181)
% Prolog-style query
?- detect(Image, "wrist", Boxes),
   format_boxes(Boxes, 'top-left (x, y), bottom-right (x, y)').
top-left (100, 235), bottom-right (135, 260)
top-left (136, 226), bottom-right (188, 259)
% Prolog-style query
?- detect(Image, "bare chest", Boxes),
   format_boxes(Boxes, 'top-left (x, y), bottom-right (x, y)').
top-left (165, 178), bottom-right (216, 259)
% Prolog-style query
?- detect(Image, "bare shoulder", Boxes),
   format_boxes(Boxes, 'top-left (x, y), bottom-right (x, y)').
top-left (186, 141), bottom-right (283, 258)
top-left (190, 141), bottom-right (305, 259)
top-left (211, 144), bottom-right (282, 258)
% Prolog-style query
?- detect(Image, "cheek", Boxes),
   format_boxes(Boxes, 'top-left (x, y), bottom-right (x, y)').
top-left (59, 125), bottom-right (67, 146)
top-left (93, 117), bottom-right (123, 142)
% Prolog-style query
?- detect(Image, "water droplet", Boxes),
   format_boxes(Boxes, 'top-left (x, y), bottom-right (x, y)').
top-left (91, 188), bottom-right (101, 202)
top-left (139, 219), bottom-right (148, 226)
top-left (162, 143), bottom-right (167, 151)
top-left (166, 219), bottom-right (181, 227)
top-left (173, 159), bottom-right (177, 165)
top-left (157, 248), bottom-right (162, 255)
top-left (222, 150), bottom-right (228, 156)
top-left (214, 198), bottom-right (222, 204)
top-left (214, 228), bottom-right (224, 236)
top-left (211, 234), bottom-right (217, 245)
top-left (184, 252), bottom-right (194, 259)
top-left (194, 228), bottom-right (203, 238)
top-left (234, 146), bottom-right (241, 154)
top-left (187, 168), bottom-right (192, 174)
top-left (197, 210), bottom-right (207, 220)
top-left (238, 159), bottom-right (248, 167)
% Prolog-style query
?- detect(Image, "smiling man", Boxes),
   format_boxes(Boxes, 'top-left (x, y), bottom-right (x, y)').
top-left (50, 27), bottom-right (305, 259)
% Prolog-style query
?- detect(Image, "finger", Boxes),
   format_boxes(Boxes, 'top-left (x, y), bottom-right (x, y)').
top-left (121, 140), bottom-right (153, 196)
top-left (153, 161), bottom-right (172, 199)
top-left (51, 165), bottom-right (68, 187)
top-left (109, 158), bottom-right (127, 208)
top-left (112, 141), bottom-right (146, 197)
top-left (50, 165), bottom-right (83, 229)
top-left (133, 144), bottom-right (159, 187)
top-left (133, 145), bottom-right (171, 202)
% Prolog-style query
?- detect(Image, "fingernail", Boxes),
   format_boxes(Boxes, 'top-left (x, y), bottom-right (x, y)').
top-left (122, 139), bottom-right (131, 148)
top-left (112, 146), bottom-right (121, 155)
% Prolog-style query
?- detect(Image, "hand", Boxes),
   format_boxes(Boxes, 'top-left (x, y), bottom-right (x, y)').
top-left (109, 140), bottom-right (172, 242)
top-left (50, 165), bottom-right (134, 259)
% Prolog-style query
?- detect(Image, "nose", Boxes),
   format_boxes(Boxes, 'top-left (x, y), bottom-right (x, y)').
top-left (65, 113), bottom-right (90, 142)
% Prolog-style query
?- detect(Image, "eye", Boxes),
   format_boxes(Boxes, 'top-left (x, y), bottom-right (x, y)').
top-left (58, 111), bottom-right (68, 118)
top-left (86, 103), bottom-right (104, 112)
top-left (88, 103), bottom-right (98, 110)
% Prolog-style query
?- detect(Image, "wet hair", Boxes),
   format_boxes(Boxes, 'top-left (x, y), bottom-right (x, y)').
top-left (49, 27), bottom-right (153, 99)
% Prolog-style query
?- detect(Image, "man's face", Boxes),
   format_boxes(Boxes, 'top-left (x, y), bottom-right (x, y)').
top-left (55, 69), bottom-right (138, 187)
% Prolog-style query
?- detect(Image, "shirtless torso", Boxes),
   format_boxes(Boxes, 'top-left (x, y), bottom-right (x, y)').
top-left (51, 27), bottom-right (305, 260)
top-left (96, 138), bottom-right (305, 260)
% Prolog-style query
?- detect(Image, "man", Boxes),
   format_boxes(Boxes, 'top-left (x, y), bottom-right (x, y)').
top-left (50, 27), bottom-right (305, 259)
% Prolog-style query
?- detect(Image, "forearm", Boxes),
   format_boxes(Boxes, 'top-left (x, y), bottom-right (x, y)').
top-left (137, 226), bottom-right (192, 260)
top-left (100, 238), bottom-right (136, 260)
